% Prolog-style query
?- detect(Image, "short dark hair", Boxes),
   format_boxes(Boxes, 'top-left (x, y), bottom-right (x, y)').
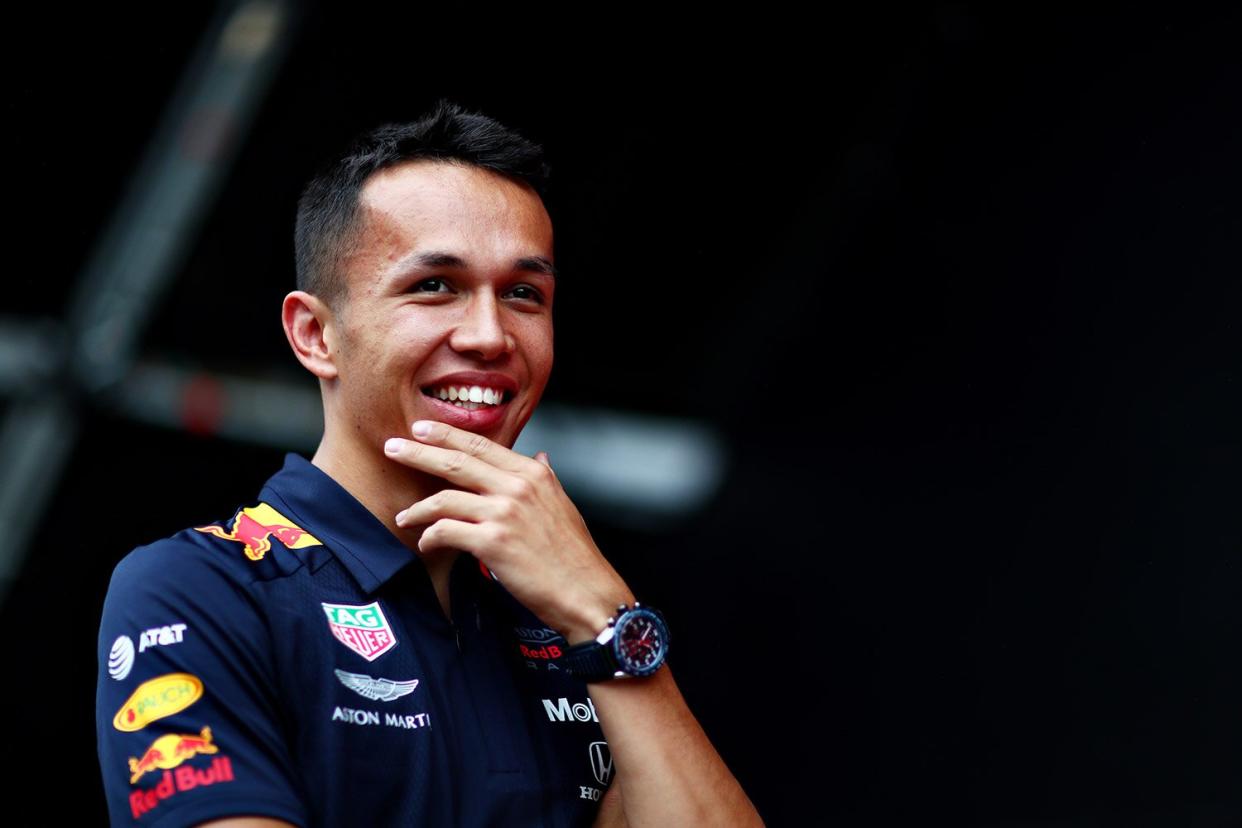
top-left (294, 98), bottom-right (551, 309)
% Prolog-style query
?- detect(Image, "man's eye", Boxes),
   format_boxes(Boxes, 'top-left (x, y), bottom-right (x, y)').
top-left (411, 278), bottom-right (450, 293)
top-left (506, 285), bottom-right (544, 303)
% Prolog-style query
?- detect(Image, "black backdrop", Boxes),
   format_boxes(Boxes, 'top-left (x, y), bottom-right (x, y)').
top-left (4, 6), bottom-right (1240, 825)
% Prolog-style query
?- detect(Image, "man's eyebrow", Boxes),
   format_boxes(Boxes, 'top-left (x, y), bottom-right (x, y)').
top-left (398, 251), bottom-right (557, 279)
top-left (515, 256), bottom-right (558, 279)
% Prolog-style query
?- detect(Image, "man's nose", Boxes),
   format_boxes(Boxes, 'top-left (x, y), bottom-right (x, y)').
top-left (450, 293), bottom-right (515, 360)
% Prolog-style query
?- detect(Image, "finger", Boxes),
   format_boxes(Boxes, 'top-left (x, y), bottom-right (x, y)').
top-left (417, 518), bottom-right (490, 556)
top-left (396, 489), bottom-right (494, 528)
top-left (534, 451), bottom-right (558, 479)
top-left (411, 420), bottom-right (537, 474)
top-left (385, 436), bottom-right (505, 493)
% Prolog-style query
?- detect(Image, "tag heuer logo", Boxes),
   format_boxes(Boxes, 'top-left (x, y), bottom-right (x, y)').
top-left (322, 601), bottom-right (397, 662)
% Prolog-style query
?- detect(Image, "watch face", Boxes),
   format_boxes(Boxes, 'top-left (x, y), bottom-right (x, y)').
top-left (611, 608), bottom-right (669, 677)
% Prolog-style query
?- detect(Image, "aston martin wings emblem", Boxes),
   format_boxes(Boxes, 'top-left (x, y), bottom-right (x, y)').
top-left (334, 668), bottom-right (420, 702)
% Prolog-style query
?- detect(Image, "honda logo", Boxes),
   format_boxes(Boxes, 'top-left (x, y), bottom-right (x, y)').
top-left (589, 741), bottom-right (613, 786)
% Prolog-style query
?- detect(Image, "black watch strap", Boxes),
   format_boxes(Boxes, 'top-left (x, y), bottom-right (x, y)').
top-left (560, 639), bottom-right (618, 682)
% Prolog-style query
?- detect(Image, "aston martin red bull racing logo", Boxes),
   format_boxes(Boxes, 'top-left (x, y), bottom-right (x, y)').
top-left (195, 502), bottom-right (322, 561)
top-left (128, 726), bottom-right (218, 783)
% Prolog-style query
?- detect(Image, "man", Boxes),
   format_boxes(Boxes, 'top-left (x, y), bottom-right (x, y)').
top-left (97, 99), bottom-right (761, 827)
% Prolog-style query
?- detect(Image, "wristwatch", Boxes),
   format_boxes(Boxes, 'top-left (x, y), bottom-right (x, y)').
top-left (560, 603), bottom-right (670, 682)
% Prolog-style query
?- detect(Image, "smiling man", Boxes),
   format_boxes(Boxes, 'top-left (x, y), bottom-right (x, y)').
top-left (96, 99), bottom-right (761, 827)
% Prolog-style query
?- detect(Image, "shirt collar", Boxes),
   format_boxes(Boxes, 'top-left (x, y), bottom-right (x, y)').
top-left (258, 452), bottom-right (418, 594)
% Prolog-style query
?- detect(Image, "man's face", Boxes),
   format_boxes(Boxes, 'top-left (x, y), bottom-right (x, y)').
top-left (328, 160), bottom-right (555, 451)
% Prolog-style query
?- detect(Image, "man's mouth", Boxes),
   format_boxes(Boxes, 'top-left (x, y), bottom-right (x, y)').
top-left (421, 384), bottom-right (513, 411)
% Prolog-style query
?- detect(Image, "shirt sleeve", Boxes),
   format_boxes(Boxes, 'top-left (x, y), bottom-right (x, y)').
top-left (96, 538), bottom-right (310, 827)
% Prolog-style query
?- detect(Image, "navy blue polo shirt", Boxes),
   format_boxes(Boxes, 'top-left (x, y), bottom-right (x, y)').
top-left (96, 453), bottom-right (615, 827)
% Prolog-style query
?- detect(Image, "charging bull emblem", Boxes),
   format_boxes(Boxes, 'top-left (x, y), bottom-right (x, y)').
top-left (128, 726), bottom-right (219, 784)
top-left (195, 502), bottom-right (322, 561)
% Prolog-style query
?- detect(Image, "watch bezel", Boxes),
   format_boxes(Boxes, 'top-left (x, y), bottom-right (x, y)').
top-left (607, 605), bottom-right (669, 678)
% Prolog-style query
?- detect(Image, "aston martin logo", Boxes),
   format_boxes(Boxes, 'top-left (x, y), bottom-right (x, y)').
top-left (334, 668), bottom-right (420, 702)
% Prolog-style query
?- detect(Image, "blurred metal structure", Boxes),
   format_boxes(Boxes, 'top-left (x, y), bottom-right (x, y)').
top-left (0, 0), bottom-right (294, 604)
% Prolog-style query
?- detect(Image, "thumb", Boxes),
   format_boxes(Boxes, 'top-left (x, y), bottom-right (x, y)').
top-left (535, 451), bottom-right (552, 468)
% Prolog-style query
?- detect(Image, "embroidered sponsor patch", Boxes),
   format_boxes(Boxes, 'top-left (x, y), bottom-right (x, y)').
top-left (139, 623), bottom-right (187, 652)
top-left (515, 625), bottom-right (566, 670)
top-left (129, 755), bottom-right (235, 820)
top-left (334, 669), bottom-right (419, 702)
top-left (109, 635), bottom-right (135, 681)
top-left (542, 696), bottom-right (599, 723)
top-left (519, 642), bottom-right (563, 660)
top-left (322, 601), bottom-right (397, 661)
top-left (589, 741), bottom-right (614, 786)
top-left (107, 626), bottom-right (188, 682)
top-left (113, 673), bottom-right (204, 732)
top-left (195, 502), bottom-right (322, 561)
top-left (128, 726), bottom-right (218, 784)
top-left (331, 705), bottom-right (432, 730)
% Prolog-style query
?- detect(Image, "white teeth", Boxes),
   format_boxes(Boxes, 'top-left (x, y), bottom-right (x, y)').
top-left (426, 384), bottom-right (506, 407)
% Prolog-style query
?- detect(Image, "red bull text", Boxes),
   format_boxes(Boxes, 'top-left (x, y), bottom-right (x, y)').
top-left (129, 756), bottom-right (235, 820)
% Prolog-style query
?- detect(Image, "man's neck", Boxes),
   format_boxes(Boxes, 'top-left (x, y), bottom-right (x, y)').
top-left (311, 428), bottom-right (459, 620)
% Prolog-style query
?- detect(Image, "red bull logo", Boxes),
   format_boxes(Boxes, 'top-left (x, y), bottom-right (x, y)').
top-left (129, 755), bottom-right (235, 820)
top-left (519, 642), bottom-right (563, 660)
top-left (128, 726), bottom-right (219, 784)
top-left (195, 502), bottom-right (322, 561)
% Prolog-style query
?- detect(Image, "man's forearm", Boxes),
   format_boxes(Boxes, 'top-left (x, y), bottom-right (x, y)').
top-left (589, 665), bottom-right (763, 827)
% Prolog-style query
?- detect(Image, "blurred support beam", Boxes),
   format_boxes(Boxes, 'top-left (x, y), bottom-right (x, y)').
top-left (514, 406), bottom-right (727, 525)
top-left (69, 0), bottom-right (294, 393)
top-left (109, 360), bottom-right (325, 451)
top-left (0, 318), bottom-right (63, 395)
top-left (0, 397), bottom-right (77, 600)
top-left (0, 0), bottom-right (294, 608)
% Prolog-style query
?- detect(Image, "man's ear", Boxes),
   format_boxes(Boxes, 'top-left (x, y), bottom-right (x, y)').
top-left (282, 290), bottom-right (338, 380)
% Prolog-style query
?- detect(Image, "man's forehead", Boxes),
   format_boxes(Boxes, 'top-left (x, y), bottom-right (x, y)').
top-left (359, 161), bottom-right (548, 237)
top-left (360, 158), bottom-right (539, 210)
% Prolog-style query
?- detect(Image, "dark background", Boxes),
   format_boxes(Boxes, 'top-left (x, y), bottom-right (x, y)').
top-left (3, 5), bottom-right (1239, 825)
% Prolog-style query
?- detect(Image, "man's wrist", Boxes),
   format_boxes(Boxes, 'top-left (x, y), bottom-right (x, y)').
top-left (561, 601), bottom-right (670, 682)
top-left (563, 588), bottom-right (636, 646)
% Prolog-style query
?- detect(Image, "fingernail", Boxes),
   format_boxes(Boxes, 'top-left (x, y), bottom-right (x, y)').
top-left (412, 421), bottom-right (432, 437)
top-left (384, 438), bottom-right (403, 454)
top-left (395, 509), bottom-right (406, 525)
